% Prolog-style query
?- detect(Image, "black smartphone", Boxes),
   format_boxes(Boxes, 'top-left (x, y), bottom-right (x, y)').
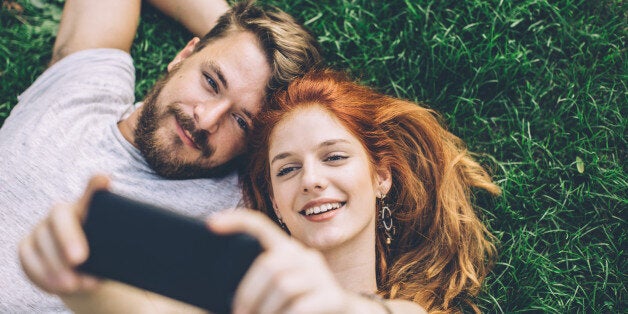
top-left (78, 190), bottom-right (262, 314)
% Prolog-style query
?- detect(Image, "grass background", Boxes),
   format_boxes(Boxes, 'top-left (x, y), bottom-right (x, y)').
top-left (1, 0), bottom-right (625, 312)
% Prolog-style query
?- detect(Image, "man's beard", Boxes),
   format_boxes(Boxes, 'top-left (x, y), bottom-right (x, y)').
top-left (134, 69), bottom-right (241, 179)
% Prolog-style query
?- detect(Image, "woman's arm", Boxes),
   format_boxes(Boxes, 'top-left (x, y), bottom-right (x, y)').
top-left (209, 210), bottom-right (427, 313)
top-left (357, 296), bottom-right (427, 314)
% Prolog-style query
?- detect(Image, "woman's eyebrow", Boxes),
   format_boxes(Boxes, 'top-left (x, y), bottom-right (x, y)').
top-left (270, 152), bottom-right (292, 165)
top-left (270, 139), bottom-right (352, 165)
top-left (318, 139), bottom-right (351, 148)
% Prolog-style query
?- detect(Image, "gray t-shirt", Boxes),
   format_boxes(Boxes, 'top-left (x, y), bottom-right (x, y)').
top-left (0, 49), bottom-right (242, 312)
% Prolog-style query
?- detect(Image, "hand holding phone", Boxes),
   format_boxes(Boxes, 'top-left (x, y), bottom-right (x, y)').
top-left (78, 190), bottom-right (262, 314)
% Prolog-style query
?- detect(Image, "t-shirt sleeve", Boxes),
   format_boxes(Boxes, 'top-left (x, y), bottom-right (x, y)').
top-left (12, 49), bottom-right (135, 120)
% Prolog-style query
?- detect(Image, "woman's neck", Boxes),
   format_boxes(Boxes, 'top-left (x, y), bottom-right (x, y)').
top-left (320, 224), bottom-right (378, 294)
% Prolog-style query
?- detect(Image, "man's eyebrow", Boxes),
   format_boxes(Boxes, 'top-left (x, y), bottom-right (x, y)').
top-left (205, 61), bottom-right (228, 90)
top-left (242, 108), bottom-right (253, 120)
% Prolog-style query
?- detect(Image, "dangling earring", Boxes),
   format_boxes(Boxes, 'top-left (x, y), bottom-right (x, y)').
top-left (378, 194), bottom-right (395, 245)
top-left (277, 216), bottom-right (289, 233)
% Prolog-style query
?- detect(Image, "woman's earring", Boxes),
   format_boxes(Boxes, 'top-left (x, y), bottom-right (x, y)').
top-left (379, 194), bottom-right (395, 245)
top-left (277, 216), bottom-right (289, 233)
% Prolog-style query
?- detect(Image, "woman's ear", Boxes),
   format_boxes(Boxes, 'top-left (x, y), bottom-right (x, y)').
top-left (167, 37), bottom-right (200, 71)
top-left (375, 165), bottom-right (392, 196)
top-left (270, 196), bottom-right (282, 220)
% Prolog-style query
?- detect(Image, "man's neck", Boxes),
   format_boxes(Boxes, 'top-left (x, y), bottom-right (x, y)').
top-left (117, 108), bottom-right (140, 149)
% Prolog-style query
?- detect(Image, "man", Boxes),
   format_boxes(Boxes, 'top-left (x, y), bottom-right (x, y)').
top-left (0, 0), bottom-right (322, 311)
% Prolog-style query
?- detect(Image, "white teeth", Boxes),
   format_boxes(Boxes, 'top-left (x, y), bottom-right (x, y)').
top-left (304, 202), bottom-right (342, 216)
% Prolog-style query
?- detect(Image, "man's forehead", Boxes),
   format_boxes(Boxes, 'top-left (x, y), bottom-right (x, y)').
top-left (190, 59), bottom-right (263, 119)
top-left (193, 32), bottom-right (271, 114)
top-left (195, 33), bottom-right (270, 87)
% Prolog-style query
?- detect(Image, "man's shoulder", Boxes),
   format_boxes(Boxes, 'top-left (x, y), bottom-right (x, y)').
top-left (53, 48), bottom-right (133, 68)
top-left (9, 48), bottom-right (136, 121)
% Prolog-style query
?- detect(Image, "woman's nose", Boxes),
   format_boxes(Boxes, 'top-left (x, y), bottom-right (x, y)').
top-left (300, 162), bottom-right (327, 193)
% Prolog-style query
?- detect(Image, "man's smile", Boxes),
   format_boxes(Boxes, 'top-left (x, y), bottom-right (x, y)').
top-left (175, 116), bottom-right (200, 150)
top-left (168, 105), bottom-right (212, 157)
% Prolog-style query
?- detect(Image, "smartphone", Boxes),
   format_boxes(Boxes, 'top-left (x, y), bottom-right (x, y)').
top-left (78, 190), bottom-right (262, 314)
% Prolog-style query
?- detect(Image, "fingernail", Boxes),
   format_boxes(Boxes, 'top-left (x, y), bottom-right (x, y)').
top-left (68, 244), bottom-right (84, 264)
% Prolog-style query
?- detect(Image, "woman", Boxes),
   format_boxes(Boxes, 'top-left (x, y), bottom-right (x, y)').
top-left (19, 70), bottom-right (499, 313)
top-left (233, 69), bottom-right (501, 313)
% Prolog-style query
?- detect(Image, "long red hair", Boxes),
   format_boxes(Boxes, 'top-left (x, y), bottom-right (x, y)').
top-left (242, 70), bottom-right (500, 313)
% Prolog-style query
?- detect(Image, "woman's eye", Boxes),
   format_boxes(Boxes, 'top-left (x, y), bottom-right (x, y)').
top-left (204, 73), bottom-right (218, 93)
top-left (324, 154), bottom-right (348, 162)
top-left (277, 166), bottom-right (298, 177)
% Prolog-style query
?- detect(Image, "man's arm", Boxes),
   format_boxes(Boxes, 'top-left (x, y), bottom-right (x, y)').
top-left (19, 176), bottom-right (207, 313)
top-left (50, 0), bottom-right (229, 66)
top-left (147, 0), bottom-right (230, 37)
top-left (51, 0), bottom-right (141, 65)
top-left (63, 280), bottom-right (207, 314)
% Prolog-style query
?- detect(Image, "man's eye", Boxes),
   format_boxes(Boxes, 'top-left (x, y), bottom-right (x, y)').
top-left (204, 73), bottom-right (218, 93)
top-left (235, 115), bottom-right (249, 132)
top-left (277, 166), bottom-right (298, 177)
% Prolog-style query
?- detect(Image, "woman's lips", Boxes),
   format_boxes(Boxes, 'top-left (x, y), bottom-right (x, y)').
top-left (300, 203), bottom-right (346, 222)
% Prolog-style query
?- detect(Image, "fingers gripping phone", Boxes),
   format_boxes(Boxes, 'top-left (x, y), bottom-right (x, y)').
top-left (78, 190), bottom-right (261, 314)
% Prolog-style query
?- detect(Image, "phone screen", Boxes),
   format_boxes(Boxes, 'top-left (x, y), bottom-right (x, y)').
top-left (79, 190), bottom-right (262, 313)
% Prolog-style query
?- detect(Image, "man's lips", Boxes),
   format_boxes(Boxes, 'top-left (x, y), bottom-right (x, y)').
top-left (175, 118), bottom-right (200, 150)
top-left (168, 105), bottom-right (212, 157)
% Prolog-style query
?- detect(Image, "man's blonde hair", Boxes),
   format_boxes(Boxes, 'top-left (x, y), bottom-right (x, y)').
top-left (194, 1), bottom-right (323, 99)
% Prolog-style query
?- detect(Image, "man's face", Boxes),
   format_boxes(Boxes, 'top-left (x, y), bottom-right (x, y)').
top-left (135, 31), bottom-right (271, 179)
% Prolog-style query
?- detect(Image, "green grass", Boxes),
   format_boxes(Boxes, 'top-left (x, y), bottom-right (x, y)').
top-left (1, 0), bottom-right (626, 312)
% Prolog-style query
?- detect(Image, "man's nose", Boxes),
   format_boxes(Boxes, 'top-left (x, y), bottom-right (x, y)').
top-left (193, 100), bottom-right (231, 133)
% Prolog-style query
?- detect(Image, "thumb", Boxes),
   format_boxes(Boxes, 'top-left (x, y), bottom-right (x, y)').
top-left (61, 175), bottom-right (110, 264)
top-left (208, 209), bottom-right (291, 251)
top-left (75, 175), bottom-right (110, 222)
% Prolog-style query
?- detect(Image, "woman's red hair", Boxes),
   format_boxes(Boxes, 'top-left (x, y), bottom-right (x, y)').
top-left (242, 70), bottom-right (500, 313)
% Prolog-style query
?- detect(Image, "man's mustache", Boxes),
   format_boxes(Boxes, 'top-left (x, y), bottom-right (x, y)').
top-left (168, 106), bottom-right (213, 158)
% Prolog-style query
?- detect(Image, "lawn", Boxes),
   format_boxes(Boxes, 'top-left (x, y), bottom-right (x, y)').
top-left (1, 0), bottom-right (625, 312)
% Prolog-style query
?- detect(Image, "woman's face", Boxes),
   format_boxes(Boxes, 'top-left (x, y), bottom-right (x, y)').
top-left (268, 105), bottom-right (390, 251)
